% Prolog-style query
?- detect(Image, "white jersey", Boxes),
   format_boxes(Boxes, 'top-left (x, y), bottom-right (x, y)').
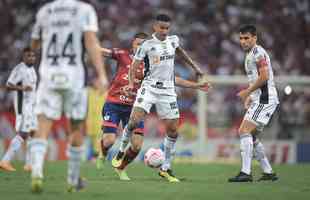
top-left (134, 33), bottom-right (179, 91)
top-left (31, 0), bottom-right (98, 89)
top-left (244, 45), bottom-right (279, 104)
top-left (7, 63), bottom-right (37, 116)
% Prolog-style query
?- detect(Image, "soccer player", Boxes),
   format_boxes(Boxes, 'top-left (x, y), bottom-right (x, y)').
top-left (0, 47), bottom-right (37, 172)
top-left (228, 24), bottom-right (279, 182)
top-left (30, 0), bottom-right (108, 192)
top-left (97, 32), bottom-right (209, 181)
top-left (111, 14), bottom-right (206, 183)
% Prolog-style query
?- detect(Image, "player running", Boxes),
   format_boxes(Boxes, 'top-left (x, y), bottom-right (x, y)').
top-left (228, 24), bottom-right (279, 182)
top-left (97, 32), bottom-right (209, 181)
top-left (111, 14), bottom-right (207, 183)
top-left (30, 0), bottom-right (108, 193)
top-left (0, 47), bottom-right (37, 172)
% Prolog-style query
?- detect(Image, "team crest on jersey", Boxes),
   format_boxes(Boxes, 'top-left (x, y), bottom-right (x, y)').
top-left (104, 115), bottom-right (110, 121)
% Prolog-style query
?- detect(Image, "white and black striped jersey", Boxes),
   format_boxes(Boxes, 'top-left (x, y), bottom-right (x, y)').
top-left (31, 0), bottom-right (98, 89)
top-left (134, 33), bottom-right (180, 89)
top-left (6, 62), bottom-right (37, 116)
top-left (244, 45), bottom-right (279, 104)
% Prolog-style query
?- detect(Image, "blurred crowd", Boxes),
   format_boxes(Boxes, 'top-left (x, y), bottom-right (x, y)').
top-left (0, 0), bottom-right (309, 140)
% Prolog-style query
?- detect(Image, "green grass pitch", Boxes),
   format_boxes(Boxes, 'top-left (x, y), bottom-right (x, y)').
top-left (0, 161), bottom-right (310, 200)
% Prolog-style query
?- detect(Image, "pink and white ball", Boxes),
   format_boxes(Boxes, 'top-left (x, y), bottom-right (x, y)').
top-left (144, 148), bottom-right (164, 168)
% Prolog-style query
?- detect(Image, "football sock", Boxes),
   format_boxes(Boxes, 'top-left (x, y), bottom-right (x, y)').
top-left (254, 139), bottom-right (273, 174)
top-left (67, 145), bottom-right (83, 186)
top-left (118, 146), bottom-right (139, 170)
top-left (240, 133), bottom-right (253, 175)
top-left (30, 138), bottom-right (48, 178)
top-left (25, 138), bottom-right (32, 166)
top-left (161, 135), bottom-right (177, 171)
top-left (2, 134), bottom-right (24, 162)
top-left (100, 139), bottom-right (112, 157)
top-left (119, 126), bottom-right (132, 152)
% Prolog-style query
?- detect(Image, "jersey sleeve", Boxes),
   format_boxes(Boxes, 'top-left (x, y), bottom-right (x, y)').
top-left (253, 48), bottom-right (268, 69)
top-left (134, 42), bottom-right (148, 60)
top-left (31, 6), bottom-right (46, 39)
top-left (171, 35), bottom-right (180, 49)
top-left (81, 4), bottom-right (99, 32)
top-left (6, 65), bottom-right (22, 86)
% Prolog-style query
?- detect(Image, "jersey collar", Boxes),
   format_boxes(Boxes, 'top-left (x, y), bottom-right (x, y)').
top-left (152, 33), bottom-right (167, 42)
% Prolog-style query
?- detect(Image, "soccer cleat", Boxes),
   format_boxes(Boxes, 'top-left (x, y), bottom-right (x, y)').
top-left (23, 164), bottom-right (32, 172)
top-left (67, 177), bottom-right (87, 193)
top-left (228, 171), bottom-right (253, 182)
top-left (111, 151), bottom-right (125, 168)
top-left (31, 177), bottom-right (43, 193)
top-left (96, 155), bottom-right (105, 170)
top-left (114, 168), bottom-right (131, 181)
top-left (257, 173), bottom-right (279, 182)
top-left (158, 168), bottom-right (180, 183)
top-left (0, 161), bottom-right (16, 172)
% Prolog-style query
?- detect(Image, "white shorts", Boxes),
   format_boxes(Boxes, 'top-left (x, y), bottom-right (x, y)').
top-left (15, 113), bottom-right (37, 133)
top-left (133, 85), bottom-right (179, 119)
top-left (36, 84), bottom-right (88, 120)
top-left (244, 101), bottom-right (278, 132)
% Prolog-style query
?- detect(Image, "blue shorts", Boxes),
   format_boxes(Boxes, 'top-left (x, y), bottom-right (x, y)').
top-left (102, 102), bottom-right (144, 135)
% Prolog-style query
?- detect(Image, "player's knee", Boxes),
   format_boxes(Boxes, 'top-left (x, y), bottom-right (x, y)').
top-left (71, 119), bottom-right (84, 131)
top-left (103, 134), bottom-right (116, 146)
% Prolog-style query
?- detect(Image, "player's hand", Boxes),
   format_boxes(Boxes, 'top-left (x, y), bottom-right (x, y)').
top-left (244, 96), bottom-right (252, 109)
top-left (122, 84), bottom-right (135, 97)
top-left (23, 85), bottom-right (33, 91)
top-left (237, 89), bottom-right (250, 103)
top-left (196, 82), bottom-right (211, 93)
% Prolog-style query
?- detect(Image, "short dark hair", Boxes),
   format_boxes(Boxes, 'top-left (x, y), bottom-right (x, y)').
top-left (22, 46), bottom-right (33, 54)
top-left (156, 14), bottom-right (171, 22)
top-left (239, 24), bottom-right (257, 36)
top-left (134, 32), bottom-right (148, 39)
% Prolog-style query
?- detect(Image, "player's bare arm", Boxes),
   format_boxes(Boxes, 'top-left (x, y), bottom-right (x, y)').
top-left (84, 31), bottom-right (108, 91)
top-left (175, 76), bottom-right (210, 92)
top-left (176, 46), bottom-right (204, 76)
top-left (100, 47), bottom-right (113, 57)
top-left (123, 59), bottom-right (142, 96)
top-left (6, 83), bottom-right (32, 91)
top-left (238, 65), bottom-right (269, 102)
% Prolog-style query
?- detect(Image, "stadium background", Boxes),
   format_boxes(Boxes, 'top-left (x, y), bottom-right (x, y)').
top-left (0, 0), bottom-right (310, 164)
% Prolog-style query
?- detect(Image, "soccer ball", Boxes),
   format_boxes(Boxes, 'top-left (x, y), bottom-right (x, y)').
top-left (144, 148), bottom-right (164, 168)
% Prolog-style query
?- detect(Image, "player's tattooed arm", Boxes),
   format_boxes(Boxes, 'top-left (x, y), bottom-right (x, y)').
top-left (238, 65), bottom-right (269, 102)
top-left (100, 47), bottom-right (113, 57)
top-left (123, 59), bottom-right (142, 96)
top-left (175, 76), bottom-right (210, 92)
top-left (176, 46), bottom-right (204, 77)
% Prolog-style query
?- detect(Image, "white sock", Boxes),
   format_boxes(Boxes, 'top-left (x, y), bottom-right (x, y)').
top-left (30, 138), bottom-right (48, 178)
top-left (119, 126), bottom-right (132, 152)
top-left (254, 140), bottom-right (273, 174)
top-left (2, 135), bottom-right (24, 162)
top-left (240, 134), bottom-right (253, 175)
top-left (25, 138), bottom-right (32, 166)
top-left (161, 135), bottom-right (177, 171)
top-left (67, 145), bottom-right (83, 186)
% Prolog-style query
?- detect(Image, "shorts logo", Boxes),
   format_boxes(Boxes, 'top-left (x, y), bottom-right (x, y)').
top-left (104, 115), bottom-right (110, 121)
top-left (170, 102), bottom-right (177, 109)
top-left (137, 98), bottom-right (143, 103)
top-left (266, 113), bottom-right (271, 117)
